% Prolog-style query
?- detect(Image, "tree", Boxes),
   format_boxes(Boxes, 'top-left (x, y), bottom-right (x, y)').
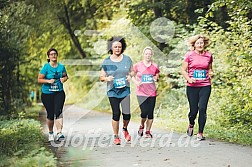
top-left (197, 0), bottom-right (252, 128)
top-left (0, 1), bottom-right (36, 115)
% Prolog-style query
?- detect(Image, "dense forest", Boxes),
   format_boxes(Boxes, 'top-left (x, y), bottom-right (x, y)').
top-left (0, 0), bottom-right (252, 144)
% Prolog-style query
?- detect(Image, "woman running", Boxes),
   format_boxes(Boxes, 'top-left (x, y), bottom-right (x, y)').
top-left (38, 48), bottom-right (68, 142)
top-left (181, 34), bottom-right (214, 141)
top-left (100, 36), bottom-right (133, 145)
top-left (132, 46), bottom-right (160, 138)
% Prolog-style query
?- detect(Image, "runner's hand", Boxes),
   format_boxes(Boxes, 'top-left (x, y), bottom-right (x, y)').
top-left (153, 75), bottom-right (158, 82)
top-left (126, 75), bottom-right (131, 82)
top-left (209, 71), bottom-right (215, 79)
top-left (60, 77), bottom-right (66, 83)
top-left (106, 76), bottom-right (114, 82)
top-left (188, 78), bottom-right (196, 84)
top-left (136, 81), bottom-right (142, 86)
top-left (48, 79), bottom-right (55, 84)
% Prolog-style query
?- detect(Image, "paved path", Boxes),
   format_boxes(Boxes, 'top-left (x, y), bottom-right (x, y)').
top-left (41, 105), bottom-right (252, 167)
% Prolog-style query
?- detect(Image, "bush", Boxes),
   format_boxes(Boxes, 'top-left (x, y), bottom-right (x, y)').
top-left (0, 119), bottom-right (57, 166)
top-left (0, 119), bottom-right (43, 156)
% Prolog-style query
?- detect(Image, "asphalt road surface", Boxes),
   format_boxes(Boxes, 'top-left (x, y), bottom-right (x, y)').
top-left (40, 105), bottom-right (252, 167)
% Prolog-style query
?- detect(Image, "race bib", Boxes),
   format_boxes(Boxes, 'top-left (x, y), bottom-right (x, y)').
top-left (49, 82), bottom-right (59, 92)
top-left (113, 77), bottom-right (126, 88)
top-left (193, 70), bottom-right (206, 80)
top-left (141, 74), bottom-right (153, 84)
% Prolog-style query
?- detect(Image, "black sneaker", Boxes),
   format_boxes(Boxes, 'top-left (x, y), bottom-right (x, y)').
top-left (138, 125), bottom-right (144, 137)
top-left (187, 125), bottom-right (194, 136)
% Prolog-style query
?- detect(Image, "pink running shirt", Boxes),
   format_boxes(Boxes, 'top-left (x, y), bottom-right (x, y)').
top-left (133, 61), bottom-right (160, 96)
top-left (184, 50), bottom-right (213, 87)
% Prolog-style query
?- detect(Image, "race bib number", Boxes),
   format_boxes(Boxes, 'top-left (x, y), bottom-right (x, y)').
top-left (113, 77), bottom-right (126, 88)
top-left (141, 74), bottom-right (153, 84)
top-left (49, 82), bottom-right (59, 92)
top-left (193, 70), bottom-right (206, 80)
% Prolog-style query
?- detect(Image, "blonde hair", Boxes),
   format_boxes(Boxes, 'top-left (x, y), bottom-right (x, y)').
top-left (142, 46), bottom-right (154, 55)
top-left (187, 34), bottom-right (210, 51)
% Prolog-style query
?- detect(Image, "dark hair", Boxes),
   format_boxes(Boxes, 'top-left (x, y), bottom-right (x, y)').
top-left (107, 36), bottom-right (127, 54)
top-left (46, 48), bottom-right (58, 62)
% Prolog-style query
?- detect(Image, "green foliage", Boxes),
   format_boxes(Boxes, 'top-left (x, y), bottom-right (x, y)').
top-left (0, 1), bottom-right (37, 115)
top-left (125, 0), bottom-right (252, 145)
top-left (11, 148), bottom-right (56, 167)
top-left (0, 118), bottom-right (56, 166)
top-left (0, 0), bottom-right (126, 116)
top-left (197, 0), bottom-right (252, 131)
top-left (22, 104), bottom-right (43, 120)
top-left (0, 147), bottom-right (57, 167)
top-left (206, 125), bottom-right (252, 145)
top-left (0, 119), bottom-right (43, 156)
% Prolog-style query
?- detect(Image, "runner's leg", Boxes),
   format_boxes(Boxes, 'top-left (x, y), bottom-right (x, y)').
top-left (186, 86), bottom-right (200, 126)
top-left (54, 91), bottom-right (66, 133)
top-left (198, 85), bottom-right (211, 133)
top-left (41, 93), bottom-right (55, 132)
top-left (109, 97), bottom-right (121, 136)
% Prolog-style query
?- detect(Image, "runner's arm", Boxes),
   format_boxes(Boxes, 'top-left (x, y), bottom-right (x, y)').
top-left (208, 63), bottom-right (214, 78)
top-left (181, 61), bottom-right (195, 84)
top-left (153, 74), bottom-right (159, 82)
top-left (60, 73), bottom-right (68, 83)
top-left (100, 68), bottom-right (114, 82)
top-left (38, 73), bottom-right (55, 84)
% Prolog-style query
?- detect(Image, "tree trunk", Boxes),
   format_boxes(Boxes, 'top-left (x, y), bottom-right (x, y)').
top-left (153, 0), bottom-right (167, 51)
top-left (185, 0), bottom-right (196, 24)
top-left (59, 4), bottom-right (87, 59)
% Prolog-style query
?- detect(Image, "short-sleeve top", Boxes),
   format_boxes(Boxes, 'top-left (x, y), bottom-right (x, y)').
top-left (184, 50), bottom-right (213, 87)
top-left (101, 54), bottom-right (133, 98)
top-left (39, 63), bottom-right (67, 94)
top-left (133, 61), bottom-right (160, 97)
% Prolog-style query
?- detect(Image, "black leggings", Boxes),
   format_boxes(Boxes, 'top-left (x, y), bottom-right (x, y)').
top-left (41, 91), bottom-right (65, 120)
top-left (137, 96), bottom-right (156, 119)
top-left (108, 96), bottom-right (130, 121)
top-left (186, 85), bottom-right (211, 133)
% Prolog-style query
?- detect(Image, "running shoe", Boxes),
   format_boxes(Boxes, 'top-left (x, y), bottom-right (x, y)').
top-left (48, 132), bottom-right (54, 141)
top-left (145, 131), bottom-right (153, 138)
top-left (138, 125), bottom-right (144, 137)
top-left (114, 137), bottom-right (121, 145)
top-left (196, 133), bottom-right (205, 141)
top-left (122, 129), bottom-right (131, 142)
top-left (55, 132), bottom-right (65, 141)
top-left (187, 125), bottom-right (194, 136)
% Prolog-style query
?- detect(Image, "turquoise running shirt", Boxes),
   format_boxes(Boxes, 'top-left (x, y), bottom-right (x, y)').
top-left (102, 54), bottom-right (132, 98)
top-left (39, 63), bottom-right (67, 94)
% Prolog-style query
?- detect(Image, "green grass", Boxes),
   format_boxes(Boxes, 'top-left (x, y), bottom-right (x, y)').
top-left (0, 105), bottom-right (57, 167)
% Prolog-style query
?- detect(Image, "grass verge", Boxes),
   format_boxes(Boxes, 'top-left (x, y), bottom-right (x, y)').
top-left (0, 105), bottom-right (57, 167)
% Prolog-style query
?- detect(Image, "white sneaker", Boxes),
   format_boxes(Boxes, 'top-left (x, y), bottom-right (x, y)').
top-left (55, 132), bottom-right (65, 141)
top-left (196, 133), bottom-right (205, 141)
top-left (48, 133), bottom-right (54, 141)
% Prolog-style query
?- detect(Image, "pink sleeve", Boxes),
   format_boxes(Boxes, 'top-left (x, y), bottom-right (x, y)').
top-left (151, 63), bottom-right (160, 75)
top-left (184, 51), bottom-right (191, 63)
top-left (155, 65), bottom-right (160, 75)
top-left (205, 51), bottom-right (213, 64)
top-left (210, 55), bottom-right (213, 64)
